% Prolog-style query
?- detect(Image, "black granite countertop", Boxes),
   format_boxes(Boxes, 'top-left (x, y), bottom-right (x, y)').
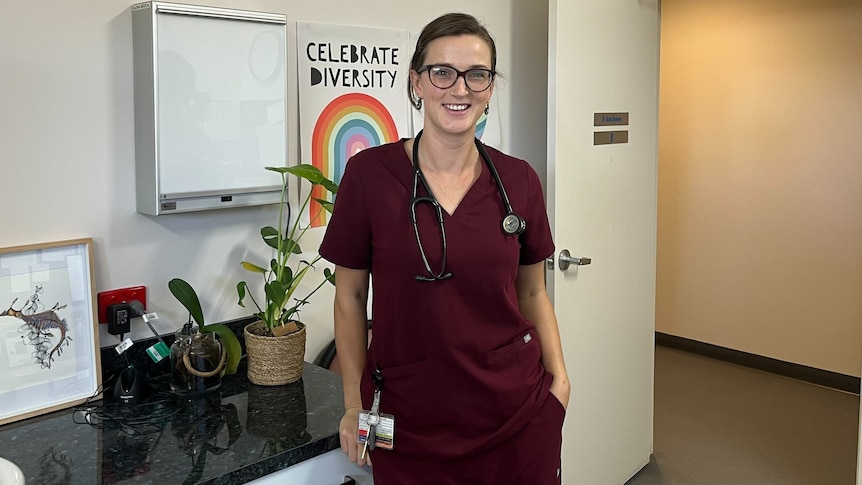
top-left (0, 323), bottom-right (346, 484)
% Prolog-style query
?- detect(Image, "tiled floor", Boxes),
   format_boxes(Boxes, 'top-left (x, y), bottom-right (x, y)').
top-left (626, 346), bottom-right (859, 485)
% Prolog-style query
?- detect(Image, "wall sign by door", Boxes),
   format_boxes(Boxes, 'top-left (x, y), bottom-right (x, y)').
top-left (594, 130), bottom-right (629, 145)
top-left (594, 112), bottom-right (629, 126)
top-left (593, 112), bottom-right (629, 145)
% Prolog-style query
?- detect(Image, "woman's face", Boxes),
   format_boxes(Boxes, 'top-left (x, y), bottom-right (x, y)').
top-left (411, 34), bottom-right (495, 139)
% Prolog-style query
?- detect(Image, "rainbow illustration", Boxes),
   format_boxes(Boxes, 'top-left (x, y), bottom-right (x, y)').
top-left (475, 112), bottom-right (488, 140)
top-left (310, 92), bottom-right (399, 226)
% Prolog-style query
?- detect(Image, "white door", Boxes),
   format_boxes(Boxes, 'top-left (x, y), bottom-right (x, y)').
top-left (548, 1), bottom-right (659, 484)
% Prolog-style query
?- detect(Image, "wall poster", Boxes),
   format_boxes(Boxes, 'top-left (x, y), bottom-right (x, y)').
top-left (297, 22), bottom-right (411, 227)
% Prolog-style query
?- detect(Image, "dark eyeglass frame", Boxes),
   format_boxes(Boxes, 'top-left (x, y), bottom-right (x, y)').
top-left (416, 64), bottom-right (496, 92)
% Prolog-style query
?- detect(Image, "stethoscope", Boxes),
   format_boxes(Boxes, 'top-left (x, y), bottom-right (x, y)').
top-left (410, 130), bottom-right (526, 282)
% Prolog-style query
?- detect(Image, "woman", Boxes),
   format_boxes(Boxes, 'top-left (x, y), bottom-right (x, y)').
top-left (319, 12), bottom-right (569, 484)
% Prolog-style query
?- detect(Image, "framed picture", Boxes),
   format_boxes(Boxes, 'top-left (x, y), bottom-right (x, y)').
top-left (0, 238), bottom-right (101, 425)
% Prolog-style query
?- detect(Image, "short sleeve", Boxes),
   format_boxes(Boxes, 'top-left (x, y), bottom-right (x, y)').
top-left (518, 165), bottom-right (554, 265)
top-left (319, 157), bottom-right (372, 269)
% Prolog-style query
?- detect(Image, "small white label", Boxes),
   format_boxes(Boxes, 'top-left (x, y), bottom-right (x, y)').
top-left (115, 337), bottom-right (134, 355)
top-left (142, 312), bottom-right (159, 323)
top-left (523, 333), bottom-right (533, 344)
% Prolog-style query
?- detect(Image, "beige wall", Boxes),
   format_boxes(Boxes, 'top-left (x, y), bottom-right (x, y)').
top-left (657, 0), bottom-right (862, 376)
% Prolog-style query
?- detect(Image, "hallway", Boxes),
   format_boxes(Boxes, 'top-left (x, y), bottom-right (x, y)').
top-left (626, 346), bottom-right (859, 484)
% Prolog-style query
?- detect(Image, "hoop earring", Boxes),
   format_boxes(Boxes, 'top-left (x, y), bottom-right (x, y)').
top-left (484, 103), bottom-right (490, 115)
top-left (414, 98), bottom-right (423, 110)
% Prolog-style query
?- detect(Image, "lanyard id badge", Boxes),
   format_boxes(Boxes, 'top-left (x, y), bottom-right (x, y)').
top-left (358, 369), bottom-right (395, 458)
top-left (358, 408), bottom-right (395, 450)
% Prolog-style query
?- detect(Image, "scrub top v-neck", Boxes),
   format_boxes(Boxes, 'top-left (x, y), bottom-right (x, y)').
top-left (320, 139), bottom-right (555, 460)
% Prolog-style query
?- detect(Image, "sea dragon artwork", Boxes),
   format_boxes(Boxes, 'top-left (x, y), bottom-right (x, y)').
top-left (3, 286), bottom-right (73, 369)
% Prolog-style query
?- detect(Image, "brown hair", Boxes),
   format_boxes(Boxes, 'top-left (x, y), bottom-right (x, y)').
top-left (408, 13), bottom-right (498, 110)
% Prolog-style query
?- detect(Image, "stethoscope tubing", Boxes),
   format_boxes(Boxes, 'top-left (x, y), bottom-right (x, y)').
top-left (410, 130), bottom-right (524, 282)
top-left (474, 140), bottom-right (518, 220)
top-left (410, 174), bottom-right (451, 281)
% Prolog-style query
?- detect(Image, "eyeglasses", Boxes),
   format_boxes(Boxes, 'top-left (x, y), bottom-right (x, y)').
top-left (417, 64), bottom-right (495, 92)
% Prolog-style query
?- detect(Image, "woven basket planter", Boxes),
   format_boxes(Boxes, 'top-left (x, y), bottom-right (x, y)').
top-left (244, 320), bottom-right (306, 386)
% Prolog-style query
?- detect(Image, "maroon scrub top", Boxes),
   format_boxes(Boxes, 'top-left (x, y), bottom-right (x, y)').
top-left (320, 140), bottom-right (555, 461)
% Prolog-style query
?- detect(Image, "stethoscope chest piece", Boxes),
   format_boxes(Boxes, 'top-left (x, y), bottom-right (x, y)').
top-left (502, 213), bottom-right (526, 235)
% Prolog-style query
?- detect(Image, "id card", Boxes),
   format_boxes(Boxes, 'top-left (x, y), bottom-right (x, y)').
top-left (357, 411), bottom-right (396, 450)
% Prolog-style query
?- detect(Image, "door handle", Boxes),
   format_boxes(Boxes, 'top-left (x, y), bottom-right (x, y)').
top-left (558, 249), bottom-right (591, 271)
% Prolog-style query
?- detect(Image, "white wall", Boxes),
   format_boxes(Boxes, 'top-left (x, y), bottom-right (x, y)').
top-left (0, 0), bottom-right (548, 361)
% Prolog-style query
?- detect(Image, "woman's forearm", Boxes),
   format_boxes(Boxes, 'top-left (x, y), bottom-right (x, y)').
top-left (516, 263), bottom-right (569, 387)
top-left (522, 290), bottom-right (568, 380)
top-left (333, 266), bottom-right (370, 410)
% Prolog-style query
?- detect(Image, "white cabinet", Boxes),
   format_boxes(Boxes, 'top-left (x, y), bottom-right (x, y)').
top-left (247, 449), bottom-right (373, 485)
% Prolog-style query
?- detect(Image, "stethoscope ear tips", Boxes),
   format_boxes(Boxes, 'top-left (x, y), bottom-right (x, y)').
top-left (502, 213), bottom-right (526, 235)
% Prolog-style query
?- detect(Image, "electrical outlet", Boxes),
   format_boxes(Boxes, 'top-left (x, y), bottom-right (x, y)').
top-left (97, 286), bottom-right (147, 323)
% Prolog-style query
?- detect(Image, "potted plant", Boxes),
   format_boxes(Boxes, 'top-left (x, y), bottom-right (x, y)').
top-left (168, 278), bottom-right (242, 394)
top-left (237, 164), bottom-right (338, 386)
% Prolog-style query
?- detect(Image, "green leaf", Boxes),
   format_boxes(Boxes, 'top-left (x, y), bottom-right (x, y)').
top-left (320, 177), bottom-right (338, 195)
top-left (236, 281), bottom-right (248, 306)
top-left (284, 265), bottom-right (311, 300)
top-left (283, 237), bottom-right (302, 255)
top-left (241, 261), bottom-right (267, 273)
top-left (199, 324), bottom-right (242, 375)
top-left (265, 281), bottom-right (286, 308)
top-left (312, 198), bottom-right (334, 214)
top-left (278, 266), bottom-right (294, 286)
top-left (323, 267), bottom-right (336, 285)
top-left (261, 226), bottom-right (279, 250)
top-left (168, 278), bottom-right (205, 327)
top-left (285, 164), bottom-right (324, 184)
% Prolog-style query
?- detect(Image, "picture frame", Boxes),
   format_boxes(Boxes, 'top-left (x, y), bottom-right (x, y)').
top-left (0, 238), bottom-right (101, 425)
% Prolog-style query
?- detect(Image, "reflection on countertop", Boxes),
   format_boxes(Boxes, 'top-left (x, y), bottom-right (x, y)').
top-left (0, 361), bottom-right (344, 484)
